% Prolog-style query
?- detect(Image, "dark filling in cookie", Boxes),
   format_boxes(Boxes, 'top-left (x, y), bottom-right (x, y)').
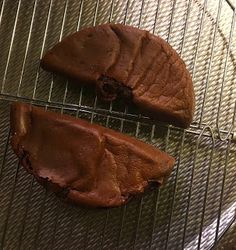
top-left (97, 75), bottom-right (133, 101)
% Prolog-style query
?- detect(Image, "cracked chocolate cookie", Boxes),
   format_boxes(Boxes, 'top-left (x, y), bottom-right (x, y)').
top-left (41, 24), bottom-right (195, 128)
top-left (10, 102), bottom-right (175, 208)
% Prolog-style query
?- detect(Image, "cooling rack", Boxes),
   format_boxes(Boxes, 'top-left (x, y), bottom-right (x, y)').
top-left (0, 0), bottom-right (235, 249)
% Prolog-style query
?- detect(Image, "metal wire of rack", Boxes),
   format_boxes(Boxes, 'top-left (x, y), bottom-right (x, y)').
top-left (0, 0), bottom-right (235, 249)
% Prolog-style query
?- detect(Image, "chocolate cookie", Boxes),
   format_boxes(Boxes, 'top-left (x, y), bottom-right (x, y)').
top-left (10, 102), bottom-right (175, 208)
top-left (41, 24), bottom-right (195, 128)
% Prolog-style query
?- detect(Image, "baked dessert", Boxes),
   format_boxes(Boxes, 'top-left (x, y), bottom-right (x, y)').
top-left (10, 102), bottom-right (175, 208)
top-left (41, 23), bottom-right (195, 128)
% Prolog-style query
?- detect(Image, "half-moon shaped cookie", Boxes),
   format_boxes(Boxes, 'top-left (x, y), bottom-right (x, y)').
top-left (41, 24), bottom-right (195, 128)
top-left (10, 102), bottom-right (175, 208)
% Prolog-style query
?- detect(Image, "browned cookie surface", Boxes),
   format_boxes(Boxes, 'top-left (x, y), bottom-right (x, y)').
top-left (10, 102), bottom-right (175, 208)
top-left (41, 24), bottom-right (195, 128)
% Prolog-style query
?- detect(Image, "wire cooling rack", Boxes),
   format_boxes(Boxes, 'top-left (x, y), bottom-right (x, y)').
top-left (0, 0), bottom-right (235, 249)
